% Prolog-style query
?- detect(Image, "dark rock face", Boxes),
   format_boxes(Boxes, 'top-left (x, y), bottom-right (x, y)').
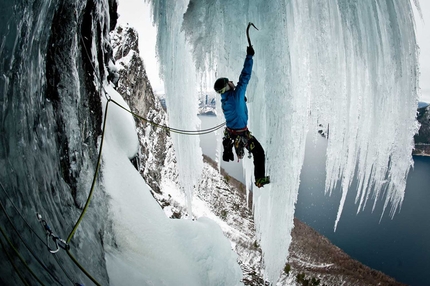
top-left (0, 0), bottom-right (118, 285)
top-left (46, 0), bottom-right (105, 203)
top-left (289, 218), bottom-right (407, 286)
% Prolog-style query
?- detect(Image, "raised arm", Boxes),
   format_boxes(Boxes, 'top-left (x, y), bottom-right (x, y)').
top-left (236, 46), bottom-right (254, 90)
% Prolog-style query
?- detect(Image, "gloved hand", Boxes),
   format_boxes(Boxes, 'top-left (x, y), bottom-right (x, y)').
top-left (222, 137), bottom-right (234, 162)
top-left (247, 46), bottom-right (255, 56)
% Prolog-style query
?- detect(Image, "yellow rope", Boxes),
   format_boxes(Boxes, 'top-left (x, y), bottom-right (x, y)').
top-left (0, 226), bottom-right (46, 285)
top-left (64, 37), bottom-right (224, 286)
top-left (67, 101), bottom-right (109, 243)
top-left (63, 101), bottom-right (111, 286)
top-left (66, 249), bottom-right (101, 286)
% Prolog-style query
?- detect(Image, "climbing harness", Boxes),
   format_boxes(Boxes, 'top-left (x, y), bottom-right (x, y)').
top-left (224, 127), bottom-right (253, 160)
top-left (37, 213), bottom-right (69, 254)
top-left (246, 22), bottom-right (259, 47)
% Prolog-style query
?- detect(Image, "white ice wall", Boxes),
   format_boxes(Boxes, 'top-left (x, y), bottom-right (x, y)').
top-left (147, 0), bottom-right (204, 213)
top-left (147, 0), bottom-right (419, 283)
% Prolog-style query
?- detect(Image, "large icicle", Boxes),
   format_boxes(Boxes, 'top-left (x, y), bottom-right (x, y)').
top-left (147, 0), bottom-right (419, 283)
top-left (146, 0), bottom-right (203, 213)
top-left (317, 1), bottom-right (420, 229)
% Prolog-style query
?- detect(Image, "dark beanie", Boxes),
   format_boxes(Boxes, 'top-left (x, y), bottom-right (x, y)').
top-left (214, 77), bottom-right (229, 92)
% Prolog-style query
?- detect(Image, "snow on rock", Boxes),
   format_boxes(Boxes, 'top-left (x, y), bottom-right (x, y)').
top-left (101, 85), bottom-right (243, 285)
top-left (110, 24), bottom-right (171, 193)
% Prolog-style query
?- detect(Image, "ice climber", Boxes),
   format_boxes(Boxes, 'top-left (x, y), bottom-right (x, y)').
top-left (213, 45), bottom-right (270, 188)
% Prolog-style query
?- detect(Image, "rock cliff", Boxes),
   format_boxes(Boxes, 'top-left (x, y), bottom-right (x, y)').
top-left (110, 25), bottom-right (177, 193)
top-left (414, 104), bottom-right (430, 156)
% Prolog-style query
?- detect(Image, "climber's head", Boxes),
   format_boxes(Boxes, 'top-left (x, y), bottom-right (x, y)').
top-left (214, 77), bottom-right (234, 94)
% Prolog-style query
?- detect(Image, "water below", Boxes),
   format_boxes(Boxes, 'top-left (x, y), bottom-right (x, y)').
top-left (199, 115), bottom-right (430, 286)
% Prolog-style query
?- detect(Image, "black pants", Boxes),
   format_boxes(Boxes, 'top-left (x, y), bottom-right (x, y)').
top-left (223, 128), bottom-right (266, 180)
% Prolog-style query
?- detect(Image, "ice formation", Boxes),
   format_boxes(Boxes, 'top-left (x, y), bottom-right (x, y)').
top-left (146, 0), bottom-right (419, 282)
top-left (147, 0), bottom-right (204, 214)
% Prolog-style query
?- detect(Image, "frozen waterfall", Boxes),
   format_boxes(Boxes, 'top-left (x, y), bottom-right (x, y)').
top-left (147, 0), bottom-right (419, 283)
top-left (148, 0), bottom-right (204, 214)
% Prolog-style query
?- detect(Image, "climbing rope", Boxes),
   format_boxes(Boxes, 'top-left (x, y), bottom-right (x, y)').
top-left (61, 100), bottom-right (111, 286)
top-left (57, 33), bottom-right (227, 286)
top-left (0, 181), bottom-right (75, 285)
top-left (66, 100), bottom-right (109, 244)
top-left (0, 231), bottom-right (31, 286)
top-left (63, 32), bottom-right (227, 284)
top-left (0, 225), bottom-right (46, 285)
top-left (79, 34), bottom-right (225, 136)
top-left (109, 99), bottom-right (226, 135)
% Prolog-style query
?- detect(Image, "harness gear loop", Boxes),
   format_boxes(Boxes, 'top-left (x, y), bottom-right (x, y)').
top-left (246, 22), bottom-right (259, 47)
top-left (225, 127), bottom-right (253, 161)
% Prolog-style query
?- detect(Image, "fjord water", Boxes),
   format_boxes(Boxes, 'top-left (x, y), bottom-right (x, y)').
top-left (200, 115), bottom-right (430, 286)
top-left (296, 135), bottom-right (430, 286)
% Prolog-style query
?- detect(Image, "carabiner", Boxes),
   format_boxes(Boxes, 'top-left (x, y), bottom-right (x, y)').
top-left (56, 237), bottom-right (70, 251)
top-left (37, 212), bottom-right (69, 253)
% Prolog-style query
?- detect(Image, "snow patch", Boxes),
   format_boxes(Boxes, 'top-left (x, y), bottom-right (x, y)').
top-left (102, 84), bottom-right (243, 285)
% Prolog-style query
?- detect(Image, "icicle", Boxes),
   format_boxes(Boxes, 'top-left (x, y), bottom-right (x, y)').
top-left (146, 0), bottom-right (203, 214)
top-left (147, 0), bottom-right (419, 283)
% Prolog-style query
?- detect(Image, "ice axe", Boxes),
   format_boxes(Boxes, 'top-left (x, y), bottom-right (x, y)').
top-left (246, 22), bottom-right (259, 47)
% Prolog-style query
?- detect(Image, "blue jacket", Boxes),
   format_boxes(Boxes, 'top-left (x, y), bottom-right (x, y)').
top-left (221, 55), bottom-right (253, 130)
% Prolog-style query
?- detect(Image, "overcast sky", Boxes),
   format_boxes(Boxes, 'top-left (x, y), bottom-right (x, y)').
top-left (117, 0), bottom-right (430, 102)
top-left (413, 1), bottom-right (430, 103)
top-left (117, 0), bottom-right (163, 93)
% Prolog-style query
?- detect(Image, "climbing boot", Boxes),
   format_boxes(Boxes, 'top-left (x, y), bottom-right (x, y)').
top-left (255, 176), bottom-right (270, 188)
